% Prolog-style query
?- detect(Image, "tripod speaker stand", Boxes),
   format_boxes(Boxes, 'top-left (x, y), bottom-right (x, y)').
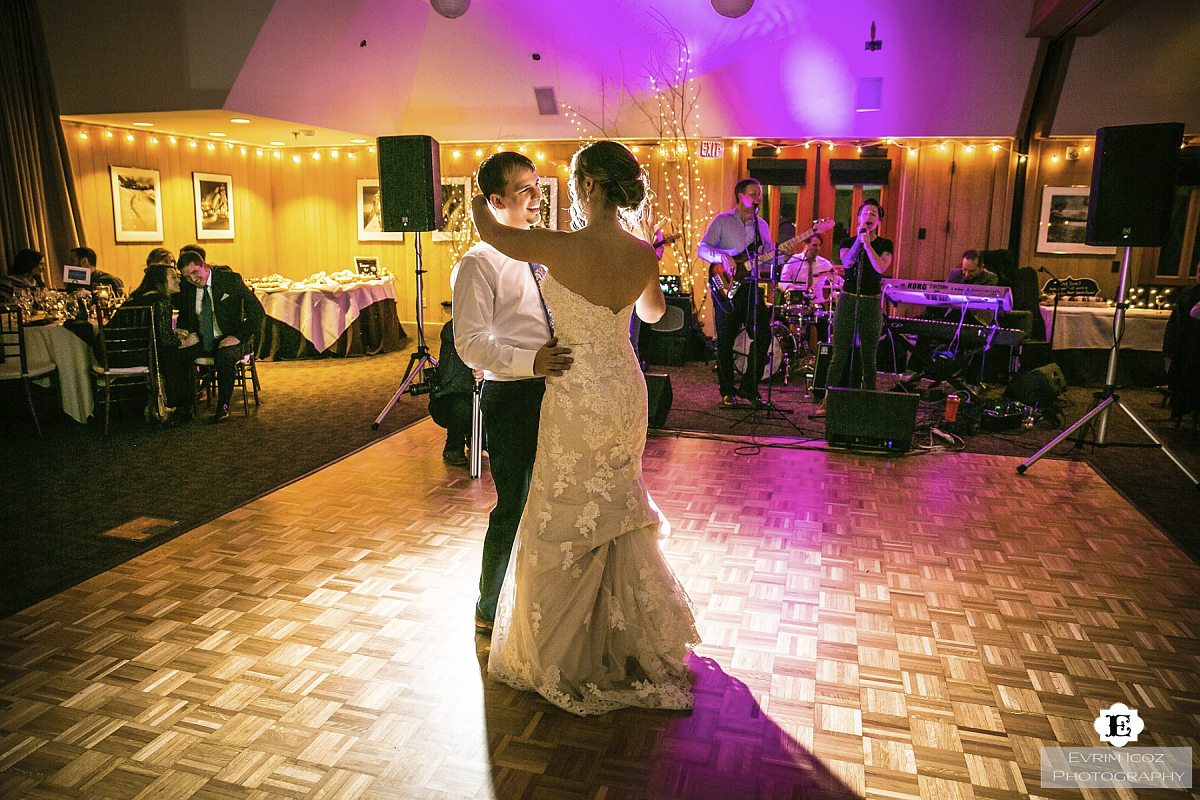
top-left (372, 234), bottom-right (438, 429)
top-left (370, 134), bottom-right (444, 430)
top-left (1018, 121), bottom-right (1197, 487)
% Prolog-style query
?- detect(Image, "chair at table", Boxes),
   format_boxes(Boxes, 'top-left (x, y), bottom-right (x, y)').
top-left (0, 304), bottom-right (58, 436)
top-left (91, 305), bottom-right (154, 433)
top-left (194, 342), bottom-right (261, 416)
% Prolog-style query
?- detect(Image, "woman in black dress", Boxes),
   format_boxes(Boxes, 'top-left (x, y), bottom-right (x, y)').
top-left (105, 263), bottom-right (198, 421)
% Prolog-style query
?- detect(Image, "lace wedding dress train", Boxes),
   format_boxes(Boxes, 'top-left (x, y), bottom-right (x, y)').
top-left (488, 274), bottom-right (699, 716)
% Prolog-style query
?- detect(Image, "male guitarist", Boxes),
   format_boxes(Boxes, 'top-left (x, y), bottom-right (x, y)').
top-left (701, 179), bottom-right (836, 407)
top-left (700, 178), bottom-right (777, 406)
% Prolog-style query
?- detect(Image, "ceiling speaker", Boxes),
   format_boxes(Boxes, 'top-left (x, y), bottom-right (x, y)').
top-left (534, 86), bottom-right (559, 115)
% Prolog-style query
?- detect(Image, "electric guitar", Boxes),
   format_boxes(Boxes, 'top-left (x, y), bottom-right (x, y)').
top-left (711, 218), bottom-right (835, 301)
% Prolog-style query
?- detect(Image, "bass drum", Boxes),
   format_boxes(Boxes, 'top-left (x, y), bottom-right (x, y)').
top-left (734, 323), bottom-right (798, 382)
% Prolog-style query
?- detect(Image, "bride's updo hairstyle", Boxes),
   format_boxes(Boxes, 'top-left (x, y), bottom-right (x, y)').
top-left (567, 141), bottom-right (649, 230)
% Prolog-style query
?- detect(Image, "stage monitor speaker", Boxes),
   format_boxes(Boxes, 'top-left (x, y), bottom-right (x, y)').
top-left (810, 342), bottom-right (832, 400)
top-left (1085, 122), bottom-right (1184, 247)
top-left (747, 158), bottom-right (807, 186)
top-left (825, 388), bottom-right (918, 454)
top-left (377, 135), bottom-right (443, 232)
top-left (645, 373), bottom-right (673, 429)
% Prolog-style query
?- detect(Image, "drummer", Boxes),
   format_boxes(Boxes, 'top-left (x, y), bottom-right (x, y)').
top-left (778, 234), bottom-right (838, 295)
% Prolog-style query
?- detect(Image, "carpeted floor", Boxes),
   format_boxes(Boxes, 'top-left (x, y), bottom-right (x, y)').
top-left (3, 341), bottom-right (1197, 618)
top-left (1, 348), bottom-right (430, 617)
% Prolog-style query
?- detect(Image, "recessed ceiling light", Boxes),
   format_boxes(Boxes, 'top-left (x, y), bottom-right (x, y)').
top-left (269, 140), bottom-right (286, 146)
top-left (350, 138), bottom-right (368, 144)
top-left (230, 118), bottom-right (251, 124)
top-left (132, 121), bottom-right (154, 127)
top-left (209, 132), bottom-right (227, 137)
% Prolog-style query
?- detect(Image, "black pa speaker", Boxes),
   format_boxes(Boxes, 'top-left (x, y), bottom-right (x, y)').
top-left (1085, 122), bottom-right (1184, 247)
top-left (824, 388), bottom-right (918, 454)
top-left (645, 373), bottom-right (673, 429)
top-left (377, 135), bottom-right (443, 232)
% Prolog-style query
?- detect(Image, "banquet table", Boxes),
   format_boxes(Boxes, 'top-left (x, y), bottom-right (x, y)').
top-left (24, 321), bottom-right (94, 423)
top-left (254, 281), bottom-right (406, 359)
top-left (1039, 304), bottom-right (1169, 386)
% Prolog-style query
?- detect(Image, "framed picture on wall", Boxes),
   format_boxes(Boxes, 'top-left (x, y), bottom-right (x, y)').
top-left (538, 176), bottom-right (559, 231)
top-left (354, 256), bottom-right (380, 276)
top-left (110, 166), bottom-right (164, 242)
top-left (433, 176), bottom-right (471, 242)
top-left (1036, 186), bottom-right (1116, 255)
top-left (193, 172), bottom-right (234, 240)
top-left (357, 179), bottom-right (404, 241)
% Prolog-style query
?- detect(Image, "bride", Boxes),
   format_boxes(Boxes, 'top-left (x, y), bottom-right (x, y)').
top-left (469, 141), bottom-right (699, 716)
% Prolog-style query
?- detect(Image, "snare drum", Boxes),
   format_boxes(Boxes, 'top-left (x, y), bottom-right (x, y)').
top-left (734, 322), bottom-right (799, 382)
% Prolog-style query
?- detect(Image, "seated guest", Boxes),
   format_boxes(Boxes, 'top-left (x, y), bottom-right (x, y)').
top-left (175, 250), bottom-right (264, 423)
top-left (146, 247), bottom-right (176, 268)
top-left (0, 248), bottom-right (46, 303)
top-left (67, 247), bottom-right (125, 297)
top-left (1164, 260), bottom-right (1200, 427)
top-left (429, 319), bottom-right (477, 466)
top-left (105, 264), bottom-right (198, 422)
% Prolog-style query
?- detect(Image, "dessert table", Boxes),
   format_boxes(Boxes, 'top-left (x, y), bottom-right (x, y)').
top-left (23, 321), bottom-right (94, 423)
top-left (1039, 304), bottom-right (1169, 386)
top-left (253, 280), bottom-right (406, 359)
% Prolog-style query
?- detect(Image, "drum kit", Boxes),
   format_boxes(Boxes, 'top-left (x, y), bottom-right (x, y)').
top-left (733, 273), bottom-right (844, 382)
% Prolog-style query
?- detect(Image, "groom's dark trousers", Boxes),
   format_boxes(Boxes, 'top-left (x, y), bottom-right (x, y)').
top-left (477, 377), bottom-right (546, 622)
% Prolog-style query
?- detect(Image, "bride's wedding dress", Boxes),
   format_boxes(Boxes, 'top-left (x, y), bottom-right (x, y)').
top-left (488, 273), bottom-right (699, 716)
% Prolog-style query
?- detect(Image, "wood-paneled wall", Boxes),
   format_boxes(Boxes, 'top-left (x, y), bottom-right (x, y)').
top-left (62, 126), bottom-right (731, 329)
top-left (1016, 137), bottom-right (1162, 297)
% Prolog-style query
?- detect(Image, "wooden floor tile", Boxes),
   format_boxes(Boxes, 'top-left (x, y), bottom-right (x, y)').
top-left (2, 421), bottom-right (1198, 798)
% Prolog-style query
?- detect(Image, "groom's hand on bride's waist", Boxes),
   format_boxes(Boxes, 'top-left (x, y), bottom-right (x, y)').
top-left (534, 337), bottom-right (573, 377)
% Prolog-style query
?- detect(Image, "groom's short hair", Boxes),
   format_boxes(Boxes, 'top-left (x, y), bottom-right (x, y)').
top-left (477, 152), bottom-right (536, 201)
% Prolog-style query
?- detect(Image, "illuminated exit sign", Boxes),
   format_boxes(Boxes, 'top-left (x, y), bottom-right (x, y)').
top-left (699, 140), bottom-right (724, 159)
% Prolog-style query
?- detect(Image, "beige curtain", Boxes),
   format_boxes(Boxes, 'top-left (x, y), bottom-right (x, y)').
top-left (0, 0), bottom-right (84, 281)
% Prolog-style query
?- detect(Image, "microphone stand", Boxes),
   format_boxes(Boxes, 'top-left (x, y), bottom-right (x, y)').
top-left (1039, 266), bottom-right (1063, 363)
top-left (733, 214), bottom-right (796, 432)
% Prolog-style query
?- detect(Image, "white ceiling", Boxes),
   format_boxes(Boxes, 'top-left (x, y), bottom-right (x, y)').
top-left (40, 0), bottom-right (1200, 145)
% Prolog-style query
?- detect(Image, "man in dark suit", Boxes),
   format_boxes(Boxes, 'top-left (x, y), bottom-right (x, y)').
top-left (176, 250), bottom-right (264, 422)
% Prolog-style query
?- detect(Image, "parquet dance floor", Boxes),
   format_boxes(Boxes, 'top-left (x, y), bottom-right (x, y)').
top-left (2, 421), bottom-right (1197, 799)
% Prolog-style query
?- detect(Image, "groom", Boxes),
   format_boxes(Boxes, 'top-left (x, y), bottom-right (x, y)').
top-left (453, 152), bottom-right (573, 635)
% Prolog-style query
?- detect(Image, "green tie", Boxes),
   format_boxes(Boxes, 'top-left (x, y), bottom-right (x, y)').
top-left (200, 287), bottom-right (215, 350)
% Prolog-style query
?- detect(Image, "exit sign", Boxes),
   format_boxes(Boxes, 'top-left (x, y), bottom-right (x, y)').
top-left (699, 140), bottom-right (724, 159)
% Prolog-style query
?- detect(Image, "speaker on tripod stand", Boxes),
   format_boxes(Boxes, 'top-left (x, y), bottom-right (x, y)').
top-left (1018, 122), bottom-right (1198, 487)
top-left (372, 135), bottom-right (445, 430)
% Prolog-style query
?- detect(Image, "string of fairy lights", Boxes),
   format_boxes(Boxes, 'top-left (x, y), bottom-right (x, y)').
top-left (72, 121), bottom-right (1189, 311)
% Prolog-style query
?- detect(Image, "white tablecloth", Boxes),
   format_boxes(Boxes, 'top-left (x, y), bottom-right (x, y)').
top-left (1039, 305), bottom-right (1170, 351)
top-left (24, 323), bottom-right (94, 423)
top-left (255, 281), bottom-right (397, 353)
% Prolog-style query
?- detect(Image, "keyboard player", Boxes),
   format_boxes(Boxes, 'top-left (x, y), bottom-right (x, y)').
top-left (897, 250), bottom-right (1002, 387)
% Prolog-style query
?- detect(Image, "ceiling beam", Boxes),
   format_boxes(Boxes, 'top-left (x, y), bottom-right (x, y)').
top-left (1027, 0), bottom-right (1139, 39)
